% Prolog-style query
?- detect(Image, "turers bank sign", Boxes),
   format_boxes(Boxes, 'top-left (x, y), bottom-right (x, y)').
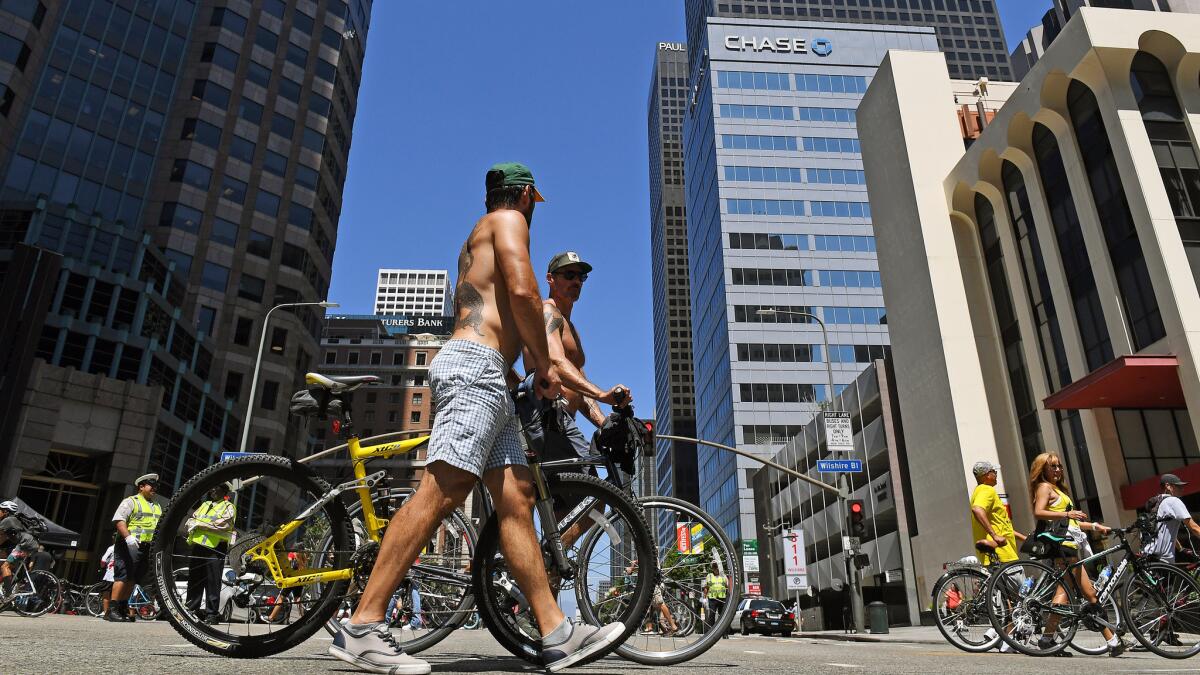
top-left (724, 35), bottom-right (833, 56)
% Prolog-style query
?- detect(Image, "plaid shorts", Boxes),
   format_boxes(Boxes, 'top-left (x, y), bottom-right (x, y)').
top-left (426, 340), bottom-right (525, 478)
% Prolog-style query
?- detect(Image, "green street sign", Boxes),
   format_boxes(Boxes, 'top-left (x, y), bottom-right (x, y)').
top-left (741, 539), bottom-right (758, 556)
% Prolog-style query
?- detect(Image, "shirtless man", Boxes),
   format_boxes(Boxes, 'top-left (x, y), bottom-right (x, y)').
top-left (331, 163), bottom-right (622, 674)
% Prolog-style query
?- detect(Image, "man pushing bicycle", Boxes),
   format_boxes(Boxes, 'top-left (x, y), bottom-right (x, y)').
top-left (331, 163), bottom-right (623, 674)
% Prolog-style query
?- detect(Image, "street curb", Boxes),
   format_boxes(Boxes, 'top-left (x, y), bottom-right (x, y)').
top-left (796, 632), bottom-right (944, 645)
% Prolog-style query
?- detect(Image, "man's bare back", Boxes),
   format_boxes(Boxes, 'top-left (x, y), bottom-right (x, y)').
top-left (451, 210), bottom-right (531, 367)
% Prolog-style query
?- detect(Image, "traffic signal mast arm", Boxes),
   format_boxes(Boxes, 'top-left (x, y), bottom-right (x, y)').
top-left (656, 433), bottom-right (845, 497)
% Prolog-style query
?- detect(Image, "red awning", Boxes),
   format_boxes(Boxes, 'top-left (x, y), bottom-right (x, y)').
top-left (1121, 463), bottom-right (1200, 510)
top-left (1043, 355), bottom-right (1184, 410)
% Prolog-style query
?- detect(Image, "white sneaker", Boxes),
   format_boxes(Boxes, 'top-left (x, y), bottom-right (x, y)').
top-left (543, 622), bottom-right (624, 672)
top-left (329, 621), bottom-right (431, 674)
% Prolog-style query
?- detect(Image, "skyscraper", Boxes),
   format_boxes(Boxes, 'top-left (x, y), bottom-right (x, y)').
top-left (374, 268), bottom-right (452, 316)
top-left (679, 15), bottom-right (936, 547)
top-left (685, 0), bottom-right (1011, 82)
top-left (0, 0), bottom-right (372, 575)
top-left (647, 41), bottom-right (699, 508)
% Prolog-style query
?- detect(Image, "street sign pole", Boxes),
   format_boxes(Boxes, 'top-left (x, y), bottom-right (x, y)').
top-left (839, 472), bottom-right (865, 633)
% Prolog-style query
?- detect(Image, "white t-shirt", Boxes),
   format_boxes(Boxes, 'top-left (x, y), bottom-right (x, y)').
top-left (1147, 495), bottom-right (1193, 561)
top-left (100, 545), bottom-right (115, 582)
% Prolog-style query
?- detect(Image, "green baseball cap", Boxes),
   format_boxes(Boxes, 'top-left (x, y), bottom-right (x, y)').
top-left (547, 251), bottom-right (592, 274)
top-left (485, 162), bottom-right (545, 202)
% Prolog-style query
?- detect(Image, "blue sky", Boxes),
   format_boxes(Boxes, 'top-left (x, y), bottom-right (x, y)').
top-left (330, 1), bottom-right (1053, 420)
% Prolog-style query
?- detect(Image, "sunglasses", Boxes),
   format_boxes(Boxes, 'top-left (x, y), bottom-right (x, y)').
top-left (556, 271), bottom-right (588, 282)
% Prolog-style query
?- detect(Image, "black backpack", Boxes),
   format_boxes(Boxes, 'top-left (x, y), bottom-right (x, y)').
top-left (15, 512), bottom-right (47, 538)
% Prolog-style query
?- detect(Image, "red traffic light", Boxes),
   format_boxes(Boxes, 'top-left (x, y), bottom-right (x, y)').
top-left (850, 501), bottom-right (863, 514)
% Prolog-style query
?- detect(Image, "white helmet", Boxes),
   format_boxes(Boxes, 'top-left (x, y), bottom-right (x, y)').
top-left (0, 500), bottom-right (18, 513)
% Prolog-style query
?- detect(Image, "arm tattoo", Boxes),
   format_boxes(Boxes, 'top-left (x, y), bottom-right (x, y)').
top-left (544, 307), bottom-right (564, 335)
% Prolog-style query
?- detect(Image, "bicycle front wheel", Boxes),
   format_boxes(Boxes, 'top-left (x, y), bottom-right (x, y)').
top-left (85, 583), bottom-right (107, 617)
top-left (986, 559), bottom-right (1077, 656)
top-left (612, 495), bottom-right (741, 666)
top-left (151, 455), bottom-right (354, 658)
top-left (12, 570), bottom-right (61, 617)
top-left (1123, 562), bottom-right (1200, 658)
top-left (473, 472), bottom-right (656, 666)
top-left (931, 567), bottom-right (997, 653)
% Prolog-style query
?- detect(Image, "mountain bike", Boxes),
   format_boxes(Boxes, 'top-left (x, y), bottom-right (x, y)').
top-left (985, 515), bottom-right (1200, 658)
top-left (151, 372), bottom-right (655, 664)
top-left (0, 563), bottom-right (59, 617)
top-left (933, 542), bottom-right (1119, 655)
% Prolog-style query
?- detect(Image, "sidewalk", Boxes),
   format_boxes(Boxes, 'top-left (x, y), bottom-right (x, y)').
top-left (796, 625), bottom-right (945, 645)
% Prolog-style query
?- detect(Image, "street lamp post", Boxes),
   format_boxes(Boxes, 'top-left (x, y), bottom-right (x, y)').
top-left (238, 300), bottom-right (339, 454)
top-left (755, 307), bottom-right (864, 633)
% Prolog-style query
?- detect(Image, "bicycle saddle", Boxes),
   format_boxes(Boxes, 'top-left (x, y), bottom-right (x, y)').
top-left (305, 372), bottom-right (379, 393)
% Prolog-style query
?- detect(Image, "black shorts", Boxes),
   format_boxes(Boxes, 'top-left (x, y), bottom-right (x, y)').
top-left (112, 538), bottom-right (150, 584)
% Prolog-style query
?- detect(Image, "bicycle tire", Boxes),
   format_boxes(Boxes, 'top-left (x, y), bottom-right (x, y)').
top-left (13, 570), bottom-right (61, 617)
top-left (1122, 561), bottom-right (1200, 659)
top-left (84, 582), bottom-right (107, 617)
top-left (612, 494), bottom-right (742, 666)
top-left (472, 472), bottom-right (656, 666)
top-left (986, 559), bottom-right (1076, 656)
top-left (152, 455), bottom-right (354, 658)
top-left (931, 567), bottom-right (998, 653)
top-left (321, 487), bottom-right (477, 656)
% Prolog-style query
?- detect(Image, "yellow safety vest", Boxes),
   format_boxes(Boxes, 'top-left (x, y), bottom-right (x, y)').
top-left (187, 499), bottom-right (235, 548)
top-left (706, 573), bottom-right (728, 599)
top-left (126, 494), bottom-right (161, 542)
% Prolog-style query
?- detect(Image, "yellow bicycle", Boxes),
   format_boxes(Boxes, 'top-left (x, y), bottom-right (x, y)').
top-left (151, 372), bottom-right (654, 661)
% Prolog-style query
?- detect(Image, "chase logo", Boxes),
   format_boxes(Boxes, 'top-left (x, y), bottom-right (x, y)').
top-left (812, 38), bottom-right (833, 56)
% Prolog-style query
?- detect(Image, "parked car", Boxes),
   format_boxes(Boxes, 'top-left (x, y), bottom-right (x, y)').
top-left (730, 597), bottom-right (795, 637)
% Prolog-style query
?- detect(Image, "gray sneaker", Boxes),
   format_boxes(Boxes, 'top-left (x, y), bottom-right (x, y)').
top-left (543, 621), bottom-right (624, 672)
top-left (329, 621), bottom-right (431, 674)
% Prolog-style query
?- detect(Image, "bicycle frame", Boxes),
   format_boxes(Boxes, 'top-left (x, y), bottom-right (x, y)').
top-left (1024, 532), bottom-right (1149, 632)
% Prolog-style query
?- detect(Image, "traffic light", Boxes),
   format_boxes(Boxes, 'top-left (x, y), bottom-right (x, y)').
top-left (847, 499), bottom-right (867, 539)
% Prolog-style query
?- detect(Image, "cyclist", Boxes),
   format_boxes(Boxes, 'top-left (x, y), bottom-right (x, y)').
top-left (522, 251), bottom-right (630, 544)
top-left (108, 473), bottom-right (160, 622)
top-left (1028, 452), bottom-right (1125, 656)
top-left (332, 163), bottom-right (621, 675)
top-left (1143, 473), bottom-right (1200, 562)
top-left (969, 460), bottom-right (1023, 653)
top-left (703, 563), bottom-right (729, 637)
top-left (0, 500), bottom-right (38, 602)
top-left (185, 482), bottom-right (235, 624)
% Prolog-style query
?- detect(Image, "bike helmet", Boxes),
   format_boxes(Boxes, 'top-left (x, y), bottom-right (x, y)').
top-left (0, 500), bottom-right (18, 513)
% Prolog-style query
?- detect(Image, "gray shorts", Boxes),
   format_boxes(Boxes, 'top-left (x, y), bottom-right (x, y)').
top-left (426, 340), bottom-right (525, 478)
top-left (543, 414), bottom-right (593, 463)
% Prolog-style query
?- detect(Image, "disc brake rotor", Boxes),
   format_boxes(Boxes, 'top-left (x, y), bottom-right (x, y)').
top-left (227, 533), bottom-right (269, 576)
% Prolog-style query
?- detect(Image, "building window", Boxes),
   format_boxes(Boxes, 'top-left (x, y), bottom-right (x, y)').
top-left (1115, 409), bottom-right (1200, 485)
top-left (200, 261), bottom-right (230, 292)
top-left (370, 352), bottom-right (381, 365)
top-left (197, 306), bottom-right (217, 337)
top-left (348, 352), bottom-right (359, 365)
top-left (224, 371), bottom-right (243, 401)
top-left (210, 6), bottom-right (248, 35)
top-left (415, 352), bottom-right (427, 366)
top-left (1130, 52), bottom-right (1200, 293)
top-left (270, 327), bottom-right (287, 354)
top-left (170, 159), bottom-right (212, 190)
top-left (976, 193), bottom-right (1043, 463)
top-left (159, 202), bottom-right (202, 233)
top-left (229, 135), bottom-right (255, 164)
top-left (1067, 79), bottom-right (1164, 350)
top-left (233, 317), bottom-right (253, 346)
top-left (1031, 123), bottom-right (1113, 371)
top-left (410, 411), bottom-right (421, 423)
top-left (412, 393), bottom-right (423, 405)
top-left (200, 42), bottom-right (239, 72)
top-left (246, 230), bottom-right (273, 259)
top-left (238, 274), bottom-right (265, 302)
top-left (181, 118), bottom-right (222, 149)
top-left (261, 380), bottom-right (279, 410)
top-left (324, 351), bottom-right (336, 364)
top-left (392, 352), bottom-right (404, 365)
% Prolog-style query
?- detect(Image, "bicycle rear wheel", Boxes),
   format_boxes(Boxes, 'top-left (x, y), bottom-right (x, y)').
top-left (473, 472), bottom-right (655, 666)
top-left (612, 495), bottom-right (741, 666)
top-left (986, 559), bottom-right (1077, 656)
top-left (84, 582), bottom-right (107, 617)
top-left (13, 570), bottom-right (61, 617)
top-left (931, 567), bottom-right (997, 652)
top-left (1123, 562), bottom-right (1200, 658)
top-left (151, 455), bottom-right (354, 658)
top-left (321, 487), bottom-right (476, 656)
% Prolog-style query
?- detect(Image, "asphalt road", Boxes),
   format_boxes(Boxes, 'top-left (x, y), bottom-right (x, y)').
top-left (2, 614), bottom-right (1198, 674)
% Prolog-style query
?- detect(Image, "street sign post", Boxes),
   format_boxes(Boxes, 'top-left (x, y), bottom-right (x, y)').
top-left (816, 459), bottom-right (863, 473)
top-left (823, 411), bottom-right (853, 452)
top-left (782, 529), bottom-right (807, 591)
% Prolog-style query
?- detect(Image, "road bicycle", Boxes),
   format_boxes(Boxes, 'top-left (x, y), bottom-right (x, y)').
top-left (932, 542), bottom-right (1120, 655)
top-left (54, 581), bottom-right (91, 616)
top-left (0, 562), bottom-right (60, 617)
top-left (317, 386), bottom-right (740, 666)
top-left (128, 583), bottom-right (163, 620)
top-left (985, 515), bottom-right (1200, 658)
top-left (152, 372), bottom-right (655, 664)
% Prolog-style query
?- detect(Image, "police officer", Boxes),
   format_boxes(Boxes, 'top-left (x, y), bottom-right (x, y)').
top-left (185, 482), bottom-right (235, 624)
top-left (108, 473), bottom-right (160, 622)
top-left (704, 563), bottom-right (729, 637)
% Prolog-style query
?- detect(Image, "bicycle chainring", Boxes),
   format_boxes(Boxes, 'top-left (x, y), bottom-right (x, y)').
top-left (352, 540), bottom-right (380, 587)
top-left (1080, 602), bottom-right (1105, 631)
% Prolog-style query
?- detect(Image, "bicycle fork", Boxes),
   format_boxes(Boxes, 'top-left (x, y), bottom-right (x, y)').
top-left (530, 467), bottom-right (574, 582)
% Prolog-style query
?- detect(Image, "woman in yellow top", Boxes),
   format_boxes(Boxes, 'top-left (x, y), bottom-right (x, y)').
top-left (1029, 452), bottom-right (1125, 656)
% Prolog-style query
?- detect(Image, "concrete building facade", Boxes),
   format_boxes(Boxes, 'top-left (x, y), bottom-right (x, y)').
top-left (859, 7), bottom-right (1200, 600)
